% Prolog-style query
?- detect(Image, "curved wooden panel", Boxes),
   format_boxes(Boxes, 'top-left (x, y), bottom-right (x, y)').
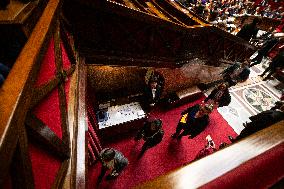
top-left (136, 121), bottom-right (284, 189)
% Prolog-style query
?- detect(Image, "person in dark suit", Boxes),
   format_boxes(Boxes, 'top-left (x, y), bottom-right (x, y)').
top-left (221, 60), bottom-right (251, 87)
top-left (229, 105), bottom-right (284, 142)
top-left (98, 148), bottom-right (128, 181)
top-left (171, 104), bottom-right (213, 139)
top-left (143, 77), bottom-right (162, 108)
top-left (135, 119), bottom-right (164, 153)
top-left (260, 51), bottom-right (284, 80)
top-left (250, 36), bottom-right (281, 67)
top-left (204, 83), bottom-right (231, 108)
top-left (236, 18), bottom-right (259, 41)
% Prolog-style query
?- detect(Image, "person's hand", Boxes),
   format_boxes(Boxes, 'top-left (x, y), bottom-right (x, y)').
top-left (111, 170), bottom-right (119, 177)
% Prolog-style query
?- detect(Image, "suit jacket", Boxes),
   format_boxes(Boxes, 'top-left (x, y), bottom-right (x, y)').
top-left (144, 84), bottom-right (162, 104)
top-left (136, 119), bottom-right (164, 145)
top-left (100, 148), bottom-right (128, 172)
top-left (181, 104), bottom-right (209, 138)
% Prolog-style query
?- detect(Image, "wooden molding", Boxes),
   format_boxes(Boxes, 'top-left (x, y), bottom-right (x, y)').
top-left (71, 59), bottom-right (87, 189)
top-left (52, 159), bottom-right (70, 189)
top-left (54, 19), bottom-right (70, 147)
top-left (29, 65), bottom-right (75, 109)
top-left (25, 114), bottom-right (70, 160)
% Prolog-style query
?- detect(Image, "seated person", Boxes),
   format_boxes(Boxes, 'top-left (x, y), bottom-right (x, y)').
top-left (98, 148), bottom-right (128, 181)
top-left (143, 77), bottom-right (162, 108)
top-left (171, 103), bottom-right (213, 139)
top-left (203, 83), bottom-right (231, 108)
top-left (229, 105), bottom-right (284, 142)
top-left (135, 119), bottom-right (164, 153)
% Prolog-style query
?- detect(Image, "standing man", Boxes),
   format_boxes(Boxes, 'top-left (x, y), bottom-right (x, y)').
top-left (135, 119), bottom-right (164, 154)
top-left (260, 51), bottom-right (284, 80)
top-left (171, 103), bottom-right (213, 139)
top-left (143, 77), bottom-right (162, 108)
top-left (250, 34), bottom-right (282, 67)
top-left (98, 148), bottom-right (128, 182)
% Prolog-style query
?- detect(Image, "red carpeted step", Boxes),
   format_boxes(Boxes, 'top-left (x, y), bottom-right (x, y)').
top-left (88, 96), bottom-right (237, 189)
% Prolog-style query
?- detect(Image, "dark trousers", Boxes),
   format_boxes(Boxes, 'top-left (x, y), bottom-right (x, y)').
top-left (250, 53), bottom-right (264, 67)
top-left (260, 66), bottom-right (276, 79)
top-left (173, 122), bottom-right (190, 137)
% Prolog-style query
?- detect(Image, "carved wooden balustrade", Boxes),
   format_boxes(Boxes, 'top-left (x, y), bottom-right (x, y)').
top-left (0, 0), bottom-right (85, 188)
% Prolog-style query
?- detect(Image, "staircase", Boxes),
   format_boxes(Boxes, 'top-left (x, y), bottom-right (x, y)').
top-left (63, 0), bottom-right (256, 68)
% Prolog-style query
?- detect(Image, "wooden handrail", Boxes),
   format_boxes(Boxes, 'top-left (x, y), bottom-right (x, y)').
top-left (136, 120), bottom-right (284, 189)
top-left (0, 0), bottom-right (61, 186)
top-left (71, 58), bottom-right (87, 189)
top-left (0, 0), bottom-right (60, 147)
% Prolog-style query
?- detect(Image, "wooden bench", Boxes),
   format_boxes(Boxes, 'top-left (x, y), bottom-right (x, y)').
top-left (166, 86), bottom-right (203, 108)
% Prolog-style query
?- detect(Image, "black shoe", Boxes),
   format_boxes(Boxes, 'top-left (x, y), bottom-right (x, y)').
top-left (106, 174), bottom-right (118, 180)
top-left (228, 136), bottom-right (235, 143)
top-left (177, 135), bottom-right (182, 140)
top-left (171, 134), bottom-right (177, 138)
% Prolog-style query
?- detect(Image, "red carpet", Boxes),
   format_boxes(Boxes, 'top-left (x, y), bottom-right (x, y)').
top-left (28, 37), bottom-right (71, 189)
top-left (88, 97), bottom-right (237, 189)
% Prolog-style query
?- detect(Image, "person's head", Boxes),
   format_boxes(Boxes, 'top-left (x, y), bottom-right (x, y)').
top-left (150, 119), bottom-right (162, 131)
top-left (218, 83), bottom-right (228, 90)
top-left (150, 81), bottom-right (158, 89)
top-left (241, 59), bottom-right (250, 67)
top-left (149, 76), bottom-right (159, 89)
top-left (199, 104), bottom-right (214, 115)
top-left (101, 148), bottom-right (115, 162)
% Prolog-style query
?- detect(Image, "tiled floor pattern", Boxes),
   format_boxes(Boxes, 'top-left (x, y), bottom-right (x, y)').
top-left (213, 56), bottom-right (282, 134)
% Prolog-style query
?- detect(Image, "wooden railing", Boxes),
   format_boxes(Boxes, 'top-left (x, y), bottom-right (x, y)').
top-left (0, 0), bottom-right (84, 188)
top-left (0, 0), bottom-right (60, 186)
top-left (137, 121), bottom-right (284, 189)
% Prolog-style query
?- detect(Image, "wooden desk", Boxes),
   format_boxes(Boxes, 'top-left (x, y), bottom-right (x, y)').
top-left (98, 102), bottom-right (147, 138)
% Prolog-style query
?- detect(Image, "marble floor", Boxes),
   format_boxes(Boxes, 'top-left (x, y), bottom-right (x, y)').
top-left (212, 56), bottom-right (283, 134)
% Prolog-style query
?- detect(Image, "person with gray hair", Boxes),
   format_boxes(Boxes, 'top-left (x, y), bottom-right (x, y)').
top-left (98, 148), bottom-right (128, 182)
